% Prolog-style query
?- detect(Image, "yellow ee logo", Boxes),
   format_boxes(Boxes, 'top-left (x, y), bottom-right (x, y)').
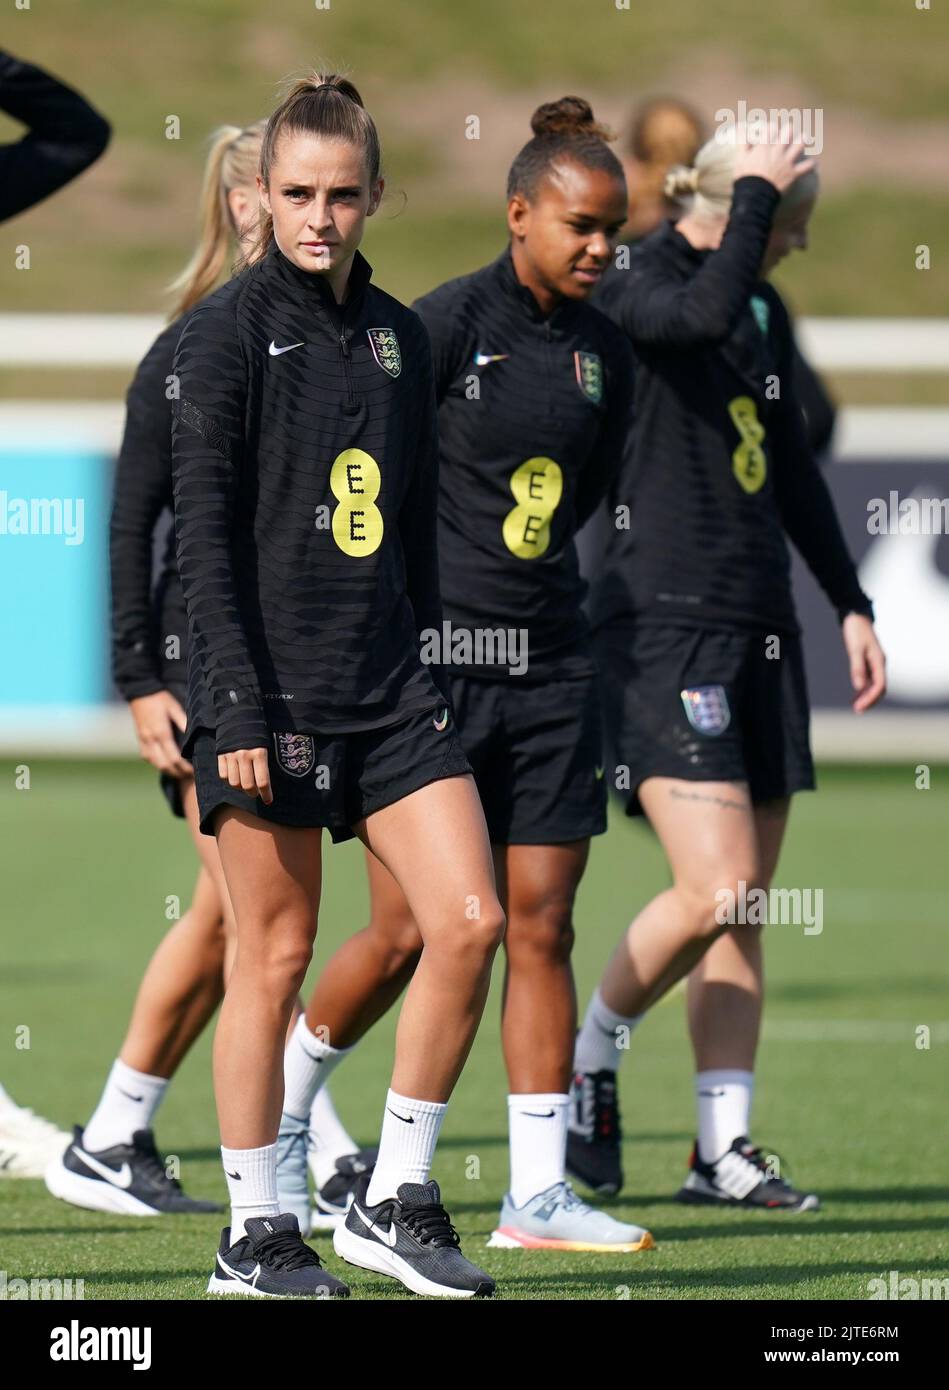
top-left (330, 448), bottom-right (383, 556)
top-left (502, 457), bottom-right (563, 559)
top-left (727, 396), bottom-right (767, 494)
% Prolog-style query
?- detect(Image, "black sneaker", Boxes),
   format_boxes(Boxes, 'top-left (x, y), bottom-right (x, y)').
top-left (310, 1147), bottom-right (378, 1230)
top-left (45, 1125), bottom-right (223, 1215)
top-left (676, 1136), bottom-right (820, 1211)
top-left (333, 1174), bottom-right (495, 1298)
top-left (566, 1069), bottom-right (623, 1196)
top-left (208, 1213), bottom-right (350, 1298)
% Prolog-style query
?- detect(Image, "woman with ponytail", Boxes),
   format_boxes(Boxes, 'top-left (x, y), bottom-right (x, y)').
top-left (47, 117), bottom-right (369, 1229)
top-left (171, 72), bottom-right (504, 1298)
top-left (566, 127), bottom-right (885, 1211)
top-left (275, 95), bottom-right (655, 1259)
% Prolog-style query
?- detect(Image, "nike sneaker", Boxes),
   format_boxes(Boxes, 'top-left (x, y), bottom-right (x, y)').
top-left (334, 1174), bottom-right (495, 1298)
top-left (488, 1181), bottom-right (654, 1251)
top-left (676, 1136), bottom-right (820, 1211)
top-left (0, 1095), bottom-right (71, 1178)
top-left (208, 1213), bottom-right (349, 1298)
top-left (309, 1147), bottom-right (378, 1231)
top-left (275, 1111), bottom-right (311, 1234)
top-left (45, 1125), bottom-right (222, 1215)
top-left (565, 1068), bottom-right (623, 1196)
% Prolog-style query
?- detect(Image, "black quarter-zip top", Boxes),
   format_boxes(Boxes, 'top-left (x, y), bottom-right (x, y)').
top-left (171, 237), bottom-right (444, 755)
top-left (412, 246), bottom-right (635, 680)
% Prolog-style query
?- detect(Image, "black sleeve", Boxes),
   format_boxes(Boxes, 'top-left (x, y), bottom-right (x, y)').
top-left (791, 337), bottom-right (836, 457)
top-left (0, 51), bottom-right (111, 223)
top-left (617, 177), bottom-right (780, 348)
top-left (171, 300), bottom-right (269, 754)
top-left (768, 293), bottom-right (873, 622)
top-left (574, 331), bottom-right (635, 528)
top-left (397, 319), bottom-right (445, 684)
top-left (411, 282), bottom-right (473, 404)
top-left (110, 325), bottom-right (179, 700)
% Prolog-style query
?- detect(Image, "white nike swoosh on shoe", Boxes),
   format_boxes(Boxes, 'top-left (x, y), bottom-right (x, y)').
top-left (269, 340), bottom-right (305, 356)
top-left (218, 1255), bottom-right (261, 1286)
top-left (71, 1146), bottom-right (133, 1189)
top-left (352, 1201), bottom-right (397, 1247)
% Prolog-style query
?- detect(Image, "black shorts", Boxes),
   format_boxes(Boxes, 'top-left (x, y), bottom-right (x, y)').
top-left (594, 622), bottom-right (815, 817)
top-left (159, 681), bottom-right (190, 820)
top-left (191, 699), bottom-right (472, 841)
top-left (449, 673), bottom-right (607, 845)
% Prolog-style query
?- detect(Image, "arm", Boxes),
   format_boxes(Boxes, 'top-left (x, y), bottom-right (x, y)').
top-left (0, 51), bottom-right (111, 222)
top-left (411, 281), bottom-right (472, 404)
top-left (768, 293), bottom-right (872, 622)
top-left (397, 322), bottom-right (445, 685)
top-left (110, 328), bottom-right (177, 701)
top-left (574, 332), bottom-right (635, 528)
top-left (171, 301), bottom-right (269, 756)
top-left (619, 177), bottom-right (780, 348)
top-left (791, 337), bottom-right (836, 457)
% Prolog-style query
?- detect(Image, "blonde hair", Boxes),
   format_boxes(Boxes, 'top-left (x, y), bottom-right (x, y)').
top-left (665, 126), bottom-right (819, 224)
top-left (165, 120), bottom-right (267, 320)
top-left (242, 70), bottom-right (380, 268)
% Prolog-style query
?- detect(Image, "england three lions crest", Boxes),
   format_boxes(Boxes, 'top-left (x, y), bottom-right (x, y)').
top-left (681, 685), bottom-right (731, 737)
top-left (574, 350), bottom-right (603, 404)
top-left (367, 327), bottom-right (401, 378)
top-left (273, 732), bottom-right (316, 777)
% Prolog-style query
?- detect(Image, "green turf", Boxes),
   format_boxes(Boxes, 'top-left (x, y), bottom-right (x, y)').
top-left (1, 760), bottom-right (947, 1300)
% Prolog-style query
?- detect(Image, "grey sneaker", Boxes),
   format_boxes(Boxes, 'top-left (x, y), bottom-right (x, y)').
top-left (487, 1181), bottom-right (655, 1251)
top-left (275, 1112), bottom-right (310, 1235)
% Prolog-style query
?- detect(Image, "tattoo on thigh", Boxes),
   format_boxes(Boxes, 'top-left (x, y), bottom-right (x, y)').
top-left (669, 787), bottom-right (749, 812)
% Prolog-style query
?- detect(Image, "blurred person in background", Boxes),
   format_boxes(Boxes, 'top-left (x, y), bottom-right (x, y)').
top-left (0, 48), bottom-right (110, 1178)
top-left (45, 119), bottom-right (369, 1220)
top-left (567, 129), bottom-right (885, 1210)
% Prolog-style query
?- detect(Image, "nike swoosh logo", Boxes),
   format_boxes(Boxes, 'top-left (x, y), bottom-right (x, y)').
top-left (269, 340), bottom-right (305, 356)
top-left (594, 766), bottom-right (604, 780)
top-left (352, 1201), bottom-right (397, 1247)
top-left (218, 1255), bottom-right (261, 1286)
top-left (387, 1107), bottom-right (414, 1124)
top-left (118, 1088), bottom-right (144, 1102)
top-left (433, 707), bottom-right (449, 731)
top-left (523, 1110), bottom-right (556, 1118)
top-left (473, 352), bottom-right (509, 366)
top-left (226, 1170), bottom-right (241, 1180)
top-left (72, 1146), bottom-right (133, 1189)
top-left (698, 1089), bottom-right (727, 1097)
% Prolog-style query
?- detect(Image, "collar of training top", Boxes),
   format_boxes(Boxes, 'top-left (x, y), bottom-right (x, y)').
top-left (264, 238), bottom-right (374, 316)
top-left (491, 243), bottom-right (573, 328)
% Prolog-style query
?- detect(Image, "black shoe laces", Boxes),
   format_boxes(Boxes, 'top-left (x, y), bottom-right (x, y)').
top-left (133, 1134), bottom-right (182, 1192)
top-left (399, 1199), bottom-right (461, 1249)
top-left (252, 1229), bottom-right (323, 1272)
top-left (738, 1141), bottom-right (792, 1189)
top-left (592, 1075), bottom-right (620, 1142)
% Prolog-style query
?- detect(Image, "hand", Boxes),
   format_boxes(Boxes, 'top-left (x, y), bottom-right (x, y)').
top-left (218, 747), bottom-right (273, 805)
top-left (734, 134), bottom-right (817, 195)
top-left (841, 613), bottom-right (886, 713)
top-left (129, 690), bottom-right (192, 777)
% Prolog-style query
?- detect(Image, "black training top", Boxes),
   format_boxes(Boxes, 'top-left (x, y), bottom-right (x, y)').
top-left (110, 317), bottom-right (189, 701)
top-left (0, 50), bottom-right (110, 223)
top-left (599, 237), bottom-right (837, 457)
top-left (412, 246), bottom-right (635, 680)
top-left (171, 239), bottom-right (444, 755)
top-left (587, 175), bottom-right (871, 635)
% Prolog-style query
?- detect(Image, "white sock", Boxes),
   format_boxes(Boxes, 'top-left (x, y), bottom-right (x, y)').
top-left (574, 988), bottom-right (643, 1075)
top-left (83, 1059), bottom-right (169, 1152)
top-left (308, 1085), bottom-right (360, 1188)
top-left (695, 1069), bottom-right (754, 1163)
top-left (507, 1093), bottom-right (569, 1208)
top-left (282, 1015), bottom-right (352, 1120)
top-left (222, 1142), bottom-right (280, 1244)
top-left (365, 1090), bottom-right (447, 1206)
